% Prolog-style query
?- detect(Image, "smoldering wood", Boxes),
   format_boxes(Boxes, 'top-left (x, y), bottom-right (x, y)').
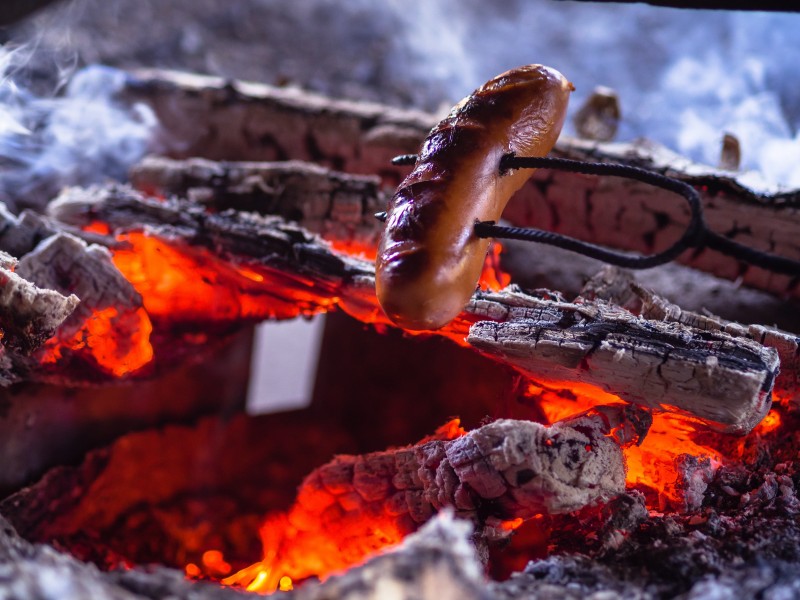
top-left (289, 512), bottom-right (488, 600)
top-left (580, 265), bottom-right (800, 409)
top-left (48, 186), bottom-right (782, 431)
top-left (218, 407), bottom-right (635, 590)
top-left (1, 412), bottom-right (355, 566)
top-left (631, 280), bottom-right (800, 407)
top-left (130, 156), bottom-right (387, 252)
top-left (0, 514), bottom-right (243, 600)
top-left (466, 286), bottom-right (778, 435)
top-left (0, 252), bottom-right (78, 357)
top-left (122, 69), bottom-right (800, 301)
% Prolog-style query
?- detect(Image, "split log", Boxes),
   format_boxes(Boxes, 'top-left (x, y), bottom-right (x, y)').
top-left (630, 279), bottom-right (800, 408)
top-left (48, 186), bottom-right (780, 431)
top-left (122, 69), bottom-right (800, 301)
top-left (467, 287), bottom-right (778, 434)
top-left (224, 406), bottom-right (642, 592)
top-left (130, 156), bottom-right (387, 255)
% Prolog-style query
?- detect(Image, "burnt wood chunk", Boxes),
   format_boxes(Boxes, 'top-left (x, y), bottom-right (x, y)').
top-left (0, 252), bottom-right (78, 357)
top-left (225, 407), bottom-right (636, 591)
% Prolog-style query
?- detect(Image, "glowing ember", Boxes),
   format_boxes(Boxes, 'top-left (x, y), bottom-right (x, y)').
top-left (37, 306), bottom-right (154, 377)
top-left (478, 241), bottom-right (511, 292)
top-left (111, 232), bottom-right (337, 323)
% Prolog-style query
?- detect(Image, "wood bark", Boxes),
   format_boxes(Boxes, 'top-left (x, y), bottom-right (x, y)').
top-left (122, 69), bottom-right (800, 301)
top-left (48, 186), bottom-right (780, 432)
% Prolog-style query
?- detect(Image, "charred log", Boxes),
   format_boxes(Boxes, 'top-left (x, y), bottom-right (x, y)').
top-left (0, 252), bottom-right (78, 357)
top-left (130, 156), bottom-right (387, 254)
top-left (224, 406), bottom-right (641, 592)
top-left (467, 287), bottom-right (778, 434)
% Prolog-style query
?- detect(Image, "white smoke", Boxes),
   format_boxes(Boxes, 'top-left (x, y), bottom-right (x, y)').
top-left (386, 1), bottom-right (800, 188)
top-left (0, 45), bottom-right (159, 213)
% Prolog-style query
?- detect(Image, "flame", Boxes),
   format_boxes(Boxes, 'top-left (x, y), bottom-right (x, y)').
top-left (110, 232), bottom-right (336, 322)
top-left (478, 241), bottom-right (511, 292)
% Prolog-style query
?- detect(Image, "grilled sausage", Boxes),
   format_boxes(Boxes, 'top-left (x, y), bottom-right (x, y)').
top-left (376, 64), bottom-right (574, 330)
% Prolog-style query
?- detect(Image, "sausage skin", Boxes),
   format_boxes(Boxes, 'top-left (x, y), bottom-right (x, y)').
top-left (376, 64), bottom-right (574, 330)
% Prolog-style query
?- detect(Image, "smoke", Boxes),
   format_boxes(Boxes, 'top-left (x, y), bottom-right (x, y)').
top-left (2, 0), bottom-right (798, 193)
top-left (385, 1), bottom-right (800, 187)
top-left (0, 44), bottom-right (158, 213)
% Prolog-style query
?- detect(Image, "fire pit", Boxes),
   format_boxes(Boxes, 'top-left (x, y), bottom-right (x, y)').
top-left (2, 2), bottom-right (800, 599)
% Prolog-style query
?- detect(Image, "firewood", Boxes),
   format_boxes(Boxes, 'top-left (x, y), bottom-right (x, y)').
top-left (224, 406), bottom-right (642, 591)
top-left (122, 69), bottom-right (800, 301)
top-left (467, 286), bottom-right (778, 435)
top-left (130, 156), bottom-right (386, 254)
top-left (48, 186), bottom-right (780, 432)
top-left (630, 280), bottom-right (800, 408)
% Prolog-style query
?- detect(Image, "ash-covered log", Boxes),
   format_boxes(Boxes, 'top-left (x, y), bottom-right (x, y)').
top-left (467, 287), bottom-right (779, 434)
top-left (225, 405), bottom-right (646, 592)
top-left (122, 69), bottom-right (800, 301)
top-left (48, 185), bottom-right (780, 432)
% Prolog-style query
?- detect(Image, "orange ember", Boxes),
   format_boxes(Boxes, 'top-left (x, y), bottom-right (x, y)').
top-left (110, 232), bottom-right (337, 323)
top-left (38, 306), bottom-right (154, 377)
top-left (756, 409), bottom-right (781, 434)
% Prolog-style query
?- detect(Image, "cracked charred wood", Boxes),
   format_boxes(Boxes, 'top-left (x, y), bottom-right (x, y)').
top-left (466, 287), bottom-right (779, 434)
top-left (49, 186), bottom-right (782, 429)
top-left (122, 69), bottom-right (800, 301)
top-left (227, 406), bottom-right (641, 591)
top-left (0, 251), bottom-right (78, 358)
top-left (630, 281), bottom-right (800, 408)
top-left (130, 156), bottom-right (387, 253)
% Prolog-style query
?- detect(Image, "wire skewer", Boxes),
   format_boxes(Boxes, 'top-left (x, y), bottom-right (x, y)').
top-left (379, 153), bottom-right (800, 276)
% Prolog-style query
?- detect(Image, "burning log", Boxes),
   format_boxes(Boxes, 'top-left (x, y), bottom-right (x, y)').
top-left (225, 405), bottom-right (646, 592)
top-left (130, 156), bottom-right (387, 255)
top-left (122, 69), bottom-right (800, 301)
top-left (466, 286), bottom-right (778, 434)
top-left (48, 185), bottom-right (780, 432)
